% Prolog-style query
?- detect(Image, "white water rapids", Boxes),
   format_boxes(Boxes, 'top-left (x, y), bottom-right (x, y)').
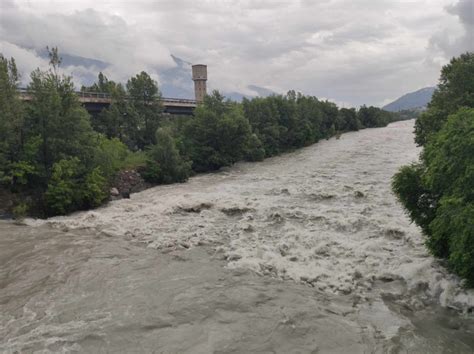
top-left (1, 120), bottom-right (474, 352)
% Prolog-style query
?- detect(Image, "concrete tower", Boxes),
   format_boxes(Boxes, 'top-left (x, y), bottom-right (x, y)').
top-left (192, 64), bottom-right (207, 102)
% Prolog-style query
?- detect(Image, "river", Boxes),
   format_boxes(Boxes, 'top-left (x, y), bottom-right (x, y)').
top-left (1, 120), bottom-right (474, 353)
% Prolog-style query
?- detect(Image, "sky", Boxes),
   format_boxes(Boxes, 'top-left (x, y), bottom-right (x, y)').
top-left (0, 0), bottom-right (472, 107)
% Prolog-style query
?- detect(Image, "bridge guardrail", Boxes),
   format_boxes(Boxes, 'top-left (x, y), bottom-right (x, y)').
top-left (18, 88), bottom-right (197, 105)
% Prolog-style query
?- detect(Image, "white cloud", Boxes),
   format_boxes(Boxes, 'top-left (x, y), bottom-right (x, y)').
top-left (0, 0), bottom-right (471, 106)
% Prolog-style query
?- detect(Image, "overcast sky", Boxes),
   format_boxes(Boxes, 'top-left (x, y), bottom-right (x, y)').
top-left (0, 0), bottom-right (472, 106)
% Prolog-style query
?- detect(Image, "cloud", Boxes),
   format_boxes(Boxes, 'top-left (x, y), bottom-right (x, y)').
top-left (429, 0), bottom-right (474, 60)
top-left (0, 0), bottom-right (471, 106)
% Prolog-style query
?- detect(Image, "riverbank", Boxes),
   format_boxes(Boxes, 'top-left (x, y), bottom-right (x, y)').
top-left (1, 221), bottom-right (474, 353)
top-left (24, 121), bottom-right (474, 312)
top-left (3, 120), bottom-right (474, 352)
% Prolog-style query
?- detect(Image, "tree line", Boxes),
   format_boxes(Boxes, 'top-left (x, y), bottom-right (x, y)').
top-left (392, 52), bottom-right (474, 286)
top-left (1, 47), bottom-right (402, 217)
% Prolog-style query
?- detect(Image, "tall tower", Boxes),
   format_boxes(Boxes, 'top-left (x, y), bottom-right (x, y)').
top-left (192, 64), bottom-right (207, 102)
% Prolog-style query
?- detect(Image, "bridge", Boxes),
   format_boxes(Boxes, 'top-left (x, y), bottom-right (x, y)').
top-left (18, 89), bottom-right (197, 116)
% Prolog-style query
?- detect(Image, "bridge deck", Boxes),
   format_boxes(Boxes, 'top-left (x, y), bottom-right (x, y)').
top-left (18, 89), bottom-right (197, 113)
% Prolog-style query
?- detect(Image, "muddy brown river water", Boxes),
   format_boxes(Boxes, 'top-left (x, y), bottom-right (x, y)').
top-left (1, 120), bottom-right (474, 353)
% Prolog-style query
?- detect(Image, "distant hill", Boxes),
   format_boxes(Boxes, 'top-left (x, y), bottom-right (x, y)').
top-left (158, 54), bottom-right (194, 99)
top-left (383, 87), bottom-right (436, 112)
top-left (27, 47), bottom-right (275, 100)
top-left (160, 55), bottom-right (276, 101)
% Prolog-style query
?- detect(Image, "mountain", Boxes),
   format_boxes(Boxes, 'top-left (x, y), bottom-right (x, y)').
top-left (224, 85), bottom-right (277, 102)
top-left (159, 55), bottom-right (277, 101)
top-left (158, 54), bottom-right (194, 99)
top-left (29, 48), bottom-right (275, 100)
top-left (34, 48), bottom-right (109, 87)
top-left (383, 87), bottom-right (436, 112)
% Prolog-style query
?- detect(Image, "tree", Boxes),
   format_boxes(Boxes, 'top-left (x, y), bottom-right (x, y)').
top-left (20, 47), bottom-right (108, 215)
top-left (144, 128), bottom-right (191, 184)
top-left (126, 71), bottom-right (163, 148)
top-left (338, 108), bottom-right (360, 131)
top-left (0, 55), bottom-right (24, 187)
top-left (81, 72), bottom-right (119, 93)
top-left (393, 66), bottom-right (474, 285)
top-left (26, 52), bottom-right (97, 176)
top-left (183, 91), bottom-right (253, 171)
top-left (414, 52), bottom-right (474, 146)
top-left (243, 96), bottom-right (282, 156)
top-left (44, 157), bottom-right (107, 215)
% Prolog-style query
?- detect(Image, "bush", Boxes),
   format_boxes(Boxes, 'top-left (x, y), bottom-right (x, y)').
top-left (144, 128), bottom-right (191, 184)
top-left (81, 167), bottom-right (108, 209)
top-left (93, 136), bottom-right (130, 178)
top-left (244, 133), bottom-right (265, 162)
top-left (44, 158), bottom-right (80, 215)
top-left (44, 158), bottom-right (108, 216)
top-left (392, 164), bottom-right (436, 235)
top-left (183, 92), bottom-right (253, 172)
top-left (393, 53), bottom-right (474, 285)
top-left (12, 202), bottom-right (29, 219)
top-left (393, 107), bottom-right (474, 285)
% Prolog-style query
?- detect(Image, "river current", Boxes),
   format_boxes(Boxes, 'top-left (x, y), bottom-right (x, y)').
top-left (1, 120), bottom-right (474, 353)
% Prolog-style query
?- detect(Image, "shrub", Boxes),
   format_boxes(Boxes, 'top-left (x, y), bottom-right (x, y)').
top-left (12, 202), bottom-right (29, 219)
top-left (44, 158), bottom-right (80, 215)
top-left (245, 133), bottom-right (265, 162)
top-left (393, 107), bottom-right (474, 285)
top-left (81, 167), bottom-right (108, 209)
top-left (144, 128), bottom-right (192, 184)
top-left (44, 157), bottom-right (108, 215)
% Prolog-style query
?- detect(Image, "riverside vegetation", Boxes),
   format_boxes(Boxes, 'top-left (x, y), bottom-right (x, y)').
top-left (392, 52), bottom-right (474, 286)
top-left (1, 47), bottom-right (404, 218)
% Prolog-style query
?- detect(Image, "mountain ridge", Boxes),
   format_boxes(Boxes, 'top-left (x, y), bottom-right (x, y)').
top-left (383, 87), bottom-right (435, 112)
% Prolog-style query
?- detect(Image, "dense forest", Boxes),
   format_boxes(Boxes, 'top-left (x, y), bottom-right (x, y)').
top-left (1, 48), bottom-right (403, 218)
top-left (393, 52), bottom-right (474, 285)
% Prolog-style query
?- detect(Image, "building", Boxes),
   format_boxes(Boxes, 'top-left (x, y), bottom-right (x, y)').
top-left (192, 64), bottom-right (207, 102)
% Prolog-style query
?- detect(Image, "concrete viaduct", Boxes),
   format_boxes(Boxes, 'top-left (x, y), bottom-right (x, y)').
top-left (19, 64), bottom-right (208, 116)
top-left (18, 89), bottom-right (198, 116)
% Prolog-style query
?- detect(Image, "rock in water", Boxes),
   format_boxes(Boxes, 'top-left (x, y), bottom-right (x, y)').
top-left (110, 187), bottom-right (120, 197)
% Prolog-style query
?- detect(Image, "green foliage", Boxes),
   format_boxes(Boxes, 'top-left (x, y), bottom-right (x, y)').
top-left (12, 202), bottom-right (29, 220)
top-left (85, 71), bottom-right (164, 150)
top-left (0, 48), bottom-right (117, 217)
top-left (81, 72), bottom-right (120, 94)
top-left (93, 136), bottom-right (131, 178)
top-left (414, 52), bottom-right (474, 146)
top-left (357, 105), bottom-right (393, 128)
top-left (183, 91), bottom-right (253, 171)
top-left (81, 167), bottom-right (108, 209)
top-left (0, 55), bottom-right (24, 184)
top-left (436, 199), bottom-right (474, 286)
top-left (44, 158), bottom-right (107, 216)
top-left (422, 108), bottom-right (474, 199)
top-left (338, 108), bottom-right (360, 132)
top-left (144, 128), bottom-right (191, 184)
top-left (44, 158), bottom-right (82, 215)
top-left (1, 48), bottom-right (409, 218)
top-left (394, 109), bottom-right (421, 121)
top-left (242, 92), bottom-right (392, 159)
top-left (424, 109), bottom-right (474, 267)
top-left (392, 164), bottom-right (436, 235)
top-left (244, 134), bottom-right (265, 162)
top-left (126, 71), bottom-right (163, 148)
top-left (394, 53), bottom-right (474, 284)
top-left (26, 58), bottom-right (98, 172)
top-left (8, 161), bottom-right (38, 187)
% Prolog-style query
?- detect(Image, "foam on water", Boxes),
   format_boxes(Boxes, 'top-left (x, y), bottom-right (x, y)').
top-left (27, 120), bottom-right (474, 312)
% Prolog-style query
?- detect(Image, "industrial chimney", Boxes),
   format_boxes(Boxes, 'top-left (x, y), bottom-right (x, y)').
top-left (192, 64), bottom-right (207, 102)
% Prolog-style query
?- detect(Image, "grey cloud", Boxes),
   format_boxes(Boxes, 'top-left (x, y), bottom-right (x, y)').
top-left (429, 0), bottom-right (473, 59)
top-left (447, 0), bottom-right (474, 26)
top-left (0, 0), bottom-right (471, 106)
